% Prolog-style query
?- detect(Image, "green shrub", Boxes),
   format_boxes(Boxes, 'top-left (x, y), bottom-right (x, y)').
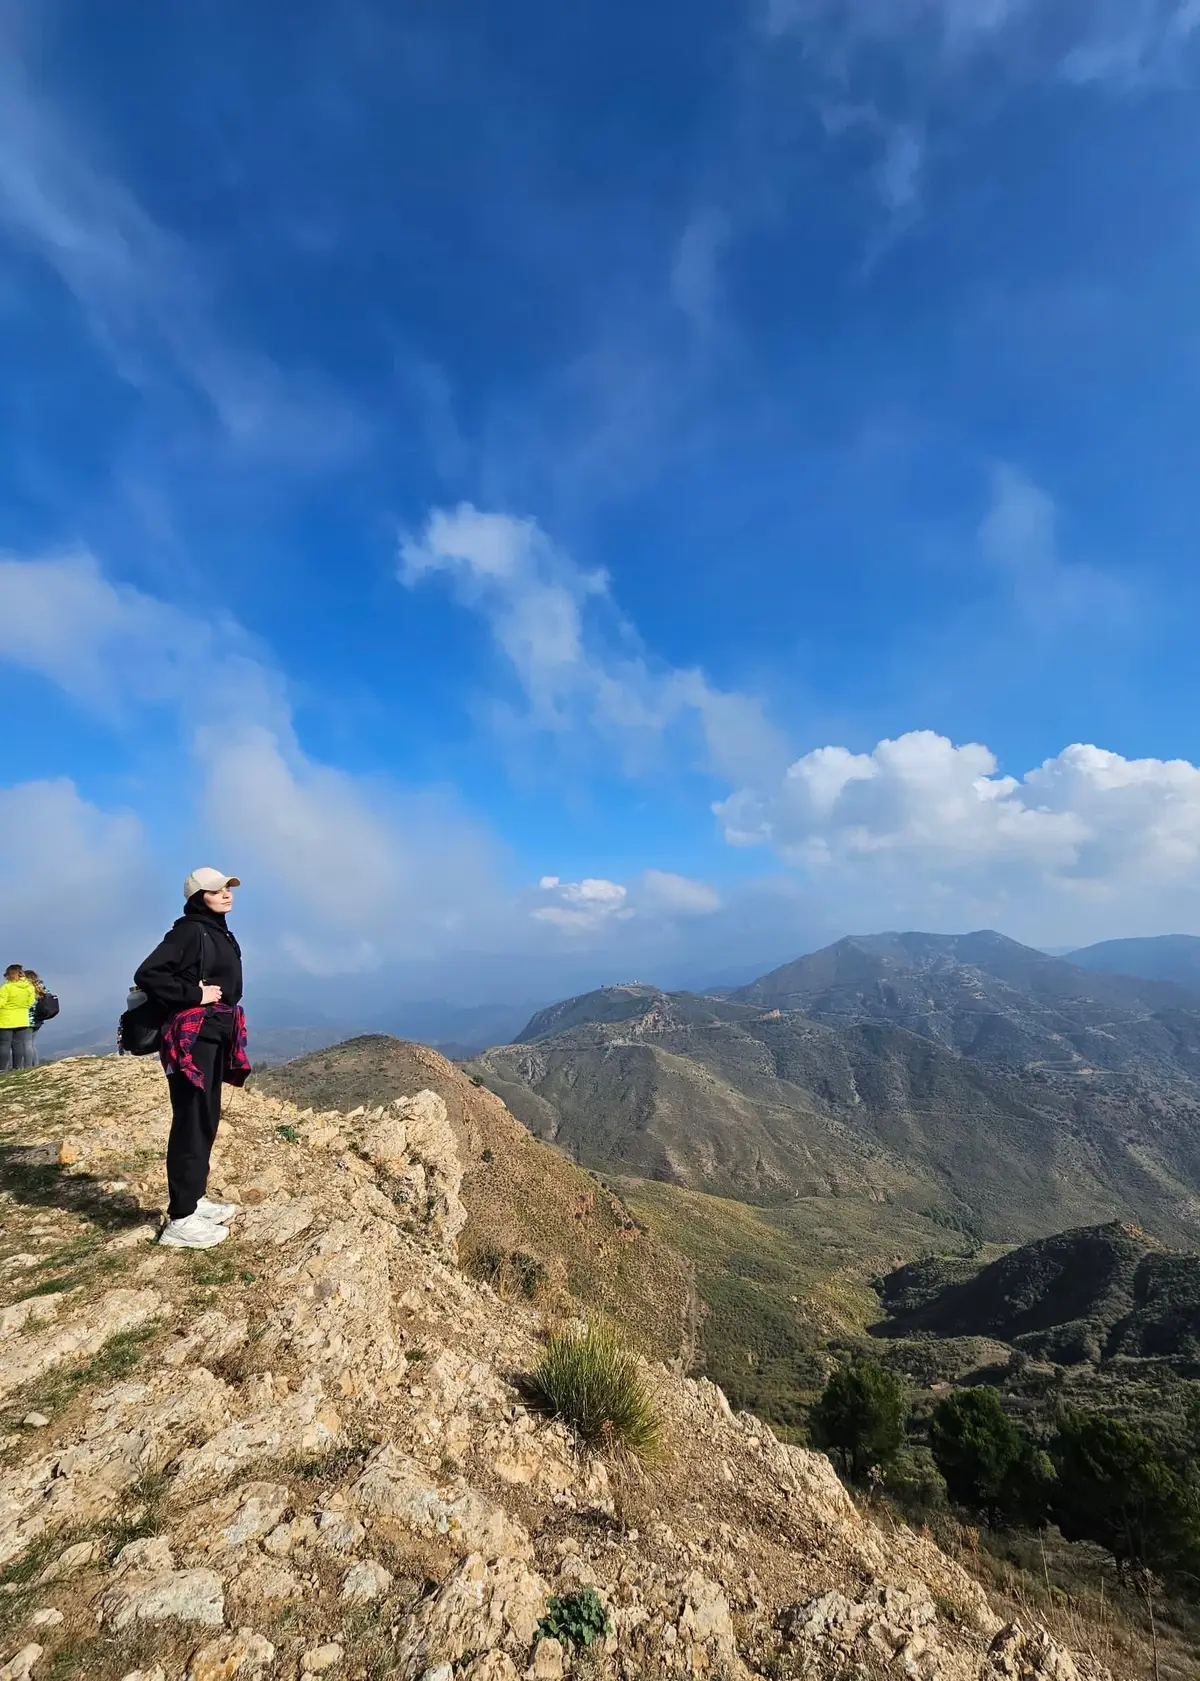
top-left (539, 1587), bottom-right (611, 1648)
top-left (276, 1123), bottom-right (300, 1143)
top-left (809, 1359), bottom-right (908, 1483)
top-left (527, 1321), bottom-right (660, 1456)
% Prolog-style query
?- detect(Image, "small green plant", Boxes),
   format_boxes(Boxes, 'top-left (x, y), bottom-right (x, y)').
top-left (405, 1345), bottom-right (426, 1364)
top-left (276, 1124), bottom-right (300, 1143)
top-left (539, 1586), bottom-right (611, 1649)
top-left (470, 1074), bottom-right (485, 1088)
top-left (480, 1147), bottom-right (494, 1162)
top-left (527, 1321), bottom-right (660, 1456)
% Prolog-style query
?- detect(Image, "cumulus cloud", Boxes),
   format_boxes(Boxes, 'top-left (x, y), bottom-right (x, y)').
top-left (533, 877), bottom-right (632, 933)
top-left (531, 870), bottom-right (720, 935)
top-left (716, 730), bottom-right (1200, 942)
top-left (399, 503), bottom-right (787, 783)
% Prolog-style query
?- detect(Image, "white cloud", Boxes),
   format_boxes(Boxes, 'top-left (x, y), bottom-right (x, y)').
top-left (0, 778), bottom-right (152, 1016)
top-left (766, 0), bottom-right (1200, 218)
top-left (671, 207), bottom-right (732, 332)
top-left (641, 870), bottom-right (722, 915)
top-left (0, 549), bottom-right (505, 977)
top-left (533, 877), bottom-right (632, 934)
top-left (532, 869), bottom-right (720, 936)
top-left (400, 503), bottom-right (787, 783)
top-left (765, 0), bottom-right (1200, 75)
top-left (716, 730), bottom-right (1200, 942)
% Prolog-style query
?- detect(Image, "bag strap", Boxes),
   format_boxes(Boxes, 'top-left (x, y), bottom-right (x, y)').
top-left (197, 925), bottom-right (215, 986)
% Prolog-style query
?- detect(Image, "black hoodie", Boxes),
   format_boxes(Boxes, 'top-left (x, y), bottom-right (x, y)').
top-left (134, 893), bottom-right (244, 1012)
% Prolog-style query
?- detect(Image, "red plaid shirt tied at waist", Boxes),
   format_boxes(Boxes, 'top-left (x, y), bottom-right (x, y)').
top-left (159, 1003), bottom-right (250, 1090)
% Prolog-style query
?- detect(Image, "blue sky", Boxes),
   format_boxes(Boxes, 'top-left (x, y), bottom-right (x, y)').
top-left (4, 0), bottom-right (1200, 1012)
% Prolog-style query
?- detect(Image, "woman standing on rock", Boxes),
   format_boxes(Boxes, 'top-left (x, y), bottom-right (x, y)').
top-left (134, 868), bottom-right (251, 1249)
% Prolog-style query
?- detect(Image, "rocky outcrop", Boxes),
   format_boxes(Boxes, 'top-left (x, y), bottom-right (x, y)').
top-left (0, 1058), bottom-right (1111, 1681)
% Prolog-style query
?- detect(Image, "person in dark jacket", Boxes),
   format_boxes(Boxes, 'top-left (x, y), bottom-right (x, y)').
top-left (135, 867), bottom-right (249, 1249)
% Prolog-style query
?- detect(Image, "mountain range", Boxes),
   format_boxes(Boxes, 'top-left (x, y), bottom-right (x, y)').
top-left (472, 930), bottom-right (1200, 1248)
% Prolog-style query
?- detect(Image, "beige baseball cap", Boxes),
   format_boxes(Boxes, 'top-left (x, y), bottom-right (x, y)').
top-left (184, 866), bottom-right (242, 899)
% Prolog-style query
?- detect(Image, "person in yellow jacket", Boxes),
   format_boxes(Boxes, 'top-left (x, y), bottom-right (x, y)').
top-left (0, 965), bottom-right (36, 1072)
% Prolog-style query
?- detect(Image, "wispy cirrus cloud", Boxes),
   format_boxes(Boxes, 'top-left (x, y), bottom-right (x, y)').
top-left (0, 19), bottom-right (365, 469)
top-left (978, 465), bottom-right (1134, 635)
top-left (761, 0), bottom-right (1200, 216)
top-left (400, 503), bottom-right (788, 784)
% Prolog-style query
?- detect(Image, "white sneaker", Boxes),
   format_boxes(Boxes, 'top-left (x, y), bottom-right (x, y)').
top-left (159, 1212), bottom-right (230, 1249)
top-left (195, 1196), bottom-right (240, 1224)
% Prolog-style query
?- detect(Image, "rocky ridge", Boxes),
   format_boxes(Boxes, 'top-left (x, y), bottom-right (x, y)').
top-left (0, 1057), bottom-right (1107, 1680)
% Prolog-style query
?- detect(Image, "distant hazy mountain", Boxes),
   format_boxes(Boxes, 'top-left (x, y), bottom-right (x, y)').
top-left (474, 931), bottom-right (1200, 1247)
top-left (726, 930), bottom-right (1200, 1075)
top-left (1068, 934), bottom-right (1200, 997)
top-left (38, 995), bottom-right (538, 1066)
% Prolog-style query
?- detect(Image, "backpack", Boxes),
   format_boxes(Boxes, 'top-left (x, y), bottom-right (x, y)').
top-left (118, 927), bottom-right (216, 1057)
top-left (33, 992), bottom-right (59, 1025)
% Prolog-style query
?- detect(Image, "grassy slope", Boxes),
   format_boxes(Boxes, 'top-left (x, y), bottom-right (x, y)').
top-left (619, 1176), bottom-right (973, 1432)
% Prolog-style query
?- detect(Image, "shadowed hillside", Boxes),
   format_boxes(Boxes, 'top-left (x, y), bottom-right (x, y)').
top-left (876, 1220), bottom-right (1200, 1368)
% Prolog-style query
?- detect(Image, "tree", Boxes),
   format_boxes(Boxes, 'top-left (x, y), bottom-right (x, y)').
top-left (929, 1387), bottom-right (1051, 1529)
top-left (927, 1385), bottom-right (1048, 1533)
top-left (1050, 1410), bottom-right (1200, 1586)
top-left (810, 1360), bottom-right (908, 1484)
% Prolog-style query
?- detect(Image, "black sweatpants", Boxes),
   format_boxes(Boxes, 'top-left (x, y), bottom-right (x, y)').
top-left (166, 1022), bottom-right (229, 1220)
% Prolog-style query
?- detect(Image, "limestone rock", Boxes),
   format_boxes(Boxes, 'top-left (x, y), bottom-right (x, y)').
top-left (0, 1645), bottom-right (42, 1681)
top-left (301, 1643), bottom-right (343, 1673)
top-left (237, 1198), bottom-right (315, 1246)
top-left (0, 1288), bottom-right (162, 1404)
top-left (229, 1559), bottom-right (304, 1605)
top-left (34, 1540), bottom-right (99, 1584)
top-left (395, 1554), bottom-right (549, 1673)
top-left (315, 1508), bottom-right (365, 1553)
top-left (468, 1657), bottom-right (522, 1681)
top-left (525, 1636), bottom-right (566, 1679)
top-left (987, 1622), bottom-right (1088, 1681)
top-left (341, 1559), bottom-right (392, 1602)
top-left (187, 1629), bottom-right (276, 1681)
top-left (212, 1483), bottom-right (293, 1551)
top-left (352, 1444), bottom-right (532, 1559)
top-left (99, 1555), bottom-right (225, 1631)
